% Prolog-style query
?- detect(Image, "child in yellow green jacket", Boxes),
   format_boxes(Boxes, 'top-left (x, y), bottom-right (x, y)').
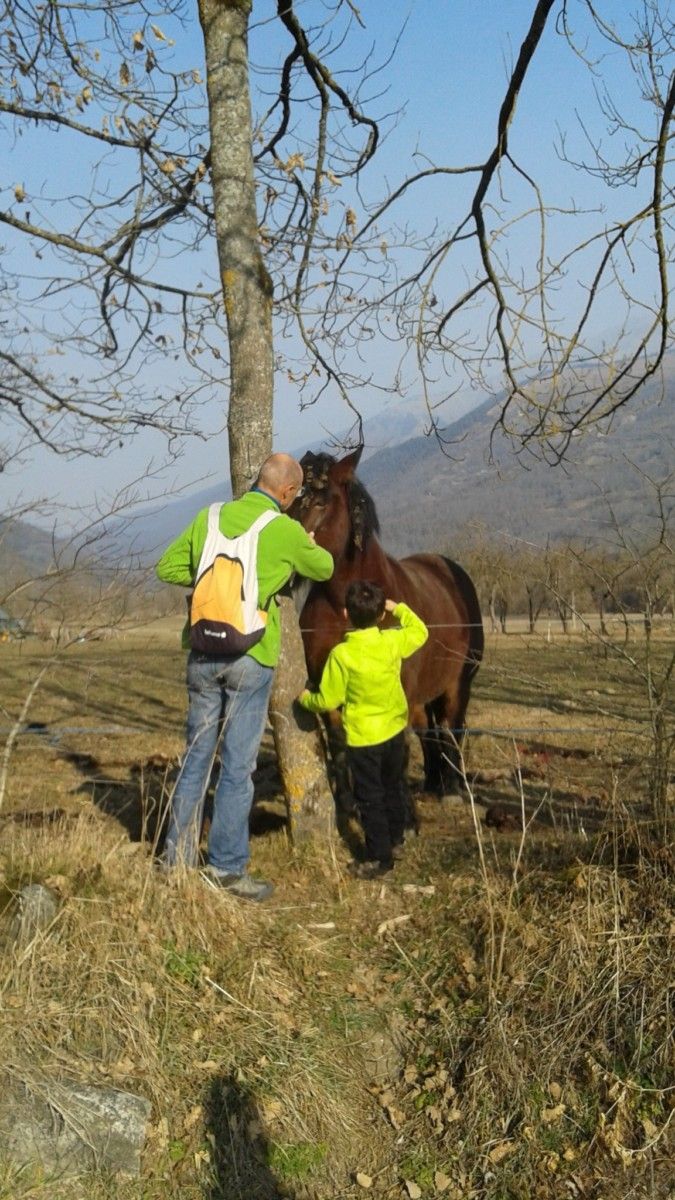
top-left (298, 580), bottom-right (428, 878)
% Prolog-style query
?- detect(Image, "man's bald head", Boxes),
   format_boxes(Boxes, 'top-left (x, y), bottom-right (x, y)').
top-left (255, 453), bottom-right (304, 510)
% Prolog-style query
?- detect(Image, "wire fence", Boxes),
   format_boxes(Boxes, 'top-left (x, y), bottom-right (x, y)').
top-left (2, 614), bottom-right (670, 805)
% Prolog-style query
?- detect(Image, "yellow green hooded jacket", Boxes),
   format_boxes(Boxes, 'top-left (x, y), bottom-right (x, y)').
top-left (299, 602), bottom-right (428, 746)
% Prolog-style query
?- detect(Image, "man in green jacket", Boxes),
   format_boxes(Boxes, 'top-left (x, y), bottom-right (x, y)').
top-left (298, 579), bottom-right (428, 879)
top-left (156, 453), bottom-right (333, 901)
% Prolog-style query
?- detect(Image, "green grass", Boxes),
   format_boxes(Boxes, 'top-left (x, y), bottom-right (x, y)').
top-left (267, 1139), bottom-right (328, 1181)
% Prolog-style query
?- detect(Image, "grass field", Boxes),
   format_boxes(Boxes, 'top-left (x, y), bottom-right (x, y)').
top-left (0, 621), bottom-right (673, 1199)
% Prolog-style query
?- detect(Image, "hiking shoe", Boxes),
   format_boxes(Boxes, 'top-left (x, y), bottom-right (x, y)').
top-left (348, 859), bottom-right (394, 881)
top-left (202, 870), bottom-right (274, 902)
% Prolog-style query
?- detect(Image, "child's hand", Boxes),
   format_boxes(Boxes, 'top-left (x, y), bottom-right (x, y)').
top-left (384, 598), bottom-right (397, 613)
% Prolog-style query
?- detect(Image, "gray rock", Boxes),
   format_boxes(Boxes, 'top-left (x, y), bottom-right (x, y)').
top-left (8, 883), bottom-right (59, 944)
top-left (0, 1078), bottom-right (152, 1177)
top-left (359, 1028), bottom-right (402, 1084)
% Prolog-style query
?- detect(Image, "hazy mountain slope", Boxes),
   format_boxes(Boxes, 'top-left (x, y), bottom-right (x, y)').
top-left (3, 387), bottom-right (671, 579)
top-left (0, 517), bottom-right (65, 580)
top-left (361, 392), bottom-right (673, 555)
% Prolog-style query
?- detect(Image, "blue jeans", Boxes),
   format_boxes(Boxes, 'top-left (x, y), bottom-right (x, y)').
top-left (164, 652), bottom-right (274, 874)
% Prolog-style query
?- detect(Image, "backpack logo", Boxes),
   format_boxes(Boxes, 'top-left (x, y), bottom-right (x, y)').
top-left (189, 505), bottom-right (280, 655)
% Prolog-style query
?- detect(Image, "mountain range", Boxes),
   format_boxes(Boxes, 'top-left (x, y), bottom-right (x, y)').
top-left (2, 382), bottom-right (673, 586)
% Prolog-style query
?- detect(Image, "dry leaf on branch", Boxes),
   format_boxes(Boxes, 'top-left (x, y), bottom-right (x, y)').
top-left (642, 1117), bottom-right (659, 1141)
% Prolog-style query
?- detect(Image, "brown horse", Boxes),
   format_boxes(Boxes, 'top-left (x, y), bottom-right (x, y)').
top-left (291, 447), bottom-right (484, 795)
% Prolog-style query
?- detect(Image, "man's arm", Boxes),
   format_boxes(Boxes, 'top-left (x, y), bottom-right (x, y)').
top-left (297, 649), bottom-right (347, 713)
top-left (288, 522), bottom-right (334, 582)
top-left (387, 601), bottom-right (429, 658)
top-left (155, 510), bottom-right (207, 586)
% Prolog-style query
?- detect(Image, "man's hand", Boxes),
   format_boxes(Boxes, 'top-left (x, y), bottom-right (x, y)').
top-left (307, 530), bottom-right (316, 542)
top-left (297, 689), bottom-right (311, 705)
top-left (384, 598), bottom-right (398, 613)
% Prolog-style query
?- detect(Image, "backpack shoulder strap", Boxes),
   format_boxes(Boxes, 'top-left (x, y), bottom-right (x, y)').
top-left (245, 509), bottom-right (281, 537)
top-left (194, 503), bottom-right (224, 580)
top-left (206, 503), bottom-right (223, 536)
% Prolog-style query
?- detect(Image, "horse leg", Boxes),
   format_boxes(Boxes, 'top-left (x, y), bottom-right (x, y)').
top-left (420, 690), bottom-right (466, 798)
top-left (437, 722), bottom-right (467, 796)
top-left (418, 702), bottom-right (443, 792)
top-left (435, 673), bottom-right (472, 797)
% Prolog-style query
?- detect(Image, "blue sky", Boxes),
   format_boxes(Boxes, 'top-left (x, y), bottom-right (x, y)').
top-left (2, 0), bottom-right (666, 521)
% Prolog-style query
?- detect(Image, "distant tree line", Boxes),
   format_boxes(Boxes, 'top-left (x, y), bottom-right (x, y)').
top-left (446, 525), bottom-right (674, 637)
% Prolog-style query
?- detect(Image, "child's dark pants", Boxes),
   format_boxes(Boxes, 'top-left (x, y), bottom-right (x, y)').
top-left (347, 730), bottom-right (407, 864)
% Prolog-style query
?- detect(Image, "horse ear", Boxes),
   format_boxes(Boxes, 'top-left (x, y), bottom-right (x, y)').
top-left (333, 445), bottom-right (363, 483)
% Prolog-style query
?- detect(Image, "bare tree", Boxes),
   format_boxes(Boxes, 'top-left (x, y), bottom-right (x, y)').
top-left (1, 0), bottom-right (389, 484)
top-left (0, 486), bottom-right (164, 812)
top-left (2, 0), bottom-right (391, 833)
top-left (5, 3), bottom-right (674, 477)
top-left (319, 1), bottom-right (675, 459)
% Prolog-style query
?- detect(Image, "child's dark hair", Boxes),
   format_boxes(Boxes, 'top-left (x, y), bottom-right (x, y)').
top-left (345, 580), bottom-right (385, 628)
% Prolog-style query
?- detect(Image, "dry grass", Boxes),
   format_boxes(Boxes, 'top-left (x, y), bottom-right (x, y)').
top-left (0, 626), bottom-right (673, 1199)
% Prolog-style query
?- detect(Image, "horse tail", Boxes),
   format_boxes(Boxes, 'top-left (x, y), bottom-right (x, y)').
top-left (441, 556), bottom-right (484, 675)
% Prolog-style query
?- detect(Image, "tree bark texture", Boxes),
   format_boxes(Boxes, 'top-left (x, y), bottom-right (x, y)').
top-left (199, 0), bottom-right (273, 497)
top-left (270, 595), bottom-right (336, 841)
top-left (199, 1), bottom-right (334, 839)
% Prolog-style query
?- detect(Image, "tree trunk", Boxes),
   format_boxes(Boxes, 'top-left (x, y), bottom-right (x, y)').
top-left (527, 591), bottom-right (536, 634)
top-left (200, 0), bottom-right (273, 496)
top-left (200, 0), bottom-right (333, 838)
top-left (489, 584), bottom-right (498, 634)
top-left (270, 596), bottom-right (336, 840)
top-left (597, 590), bottom-right (608, 637)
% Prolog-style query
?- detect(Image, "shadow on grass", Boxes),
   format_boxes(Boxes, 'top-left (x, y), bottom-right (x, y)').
top-left (204, 1074), bottom-right (292, 1200)
top-left (74, 745), bottom-right (289, 852)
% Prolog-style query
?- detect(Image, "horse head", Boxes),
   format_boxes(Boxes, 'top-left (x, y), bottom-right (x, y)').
top-left (291, 446), bottom-right (380, 563)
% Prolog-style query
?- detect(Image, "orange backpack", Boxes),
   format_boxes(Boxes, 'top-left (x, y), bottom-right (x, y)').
top-left (189, 505), bottom-right (280, 655)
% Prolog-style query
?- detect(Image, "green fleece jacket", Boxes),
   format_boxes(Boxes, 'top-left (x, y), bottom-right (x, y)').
top-left (299, 602), bottom-right (428, 746)
top-left (155, 490), bottom-right (333, 667)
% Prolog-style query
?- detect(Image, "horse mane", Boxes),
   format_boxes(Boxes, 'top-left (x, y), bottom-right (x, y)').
top-left (301, 451), bottom-right (380, 555)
